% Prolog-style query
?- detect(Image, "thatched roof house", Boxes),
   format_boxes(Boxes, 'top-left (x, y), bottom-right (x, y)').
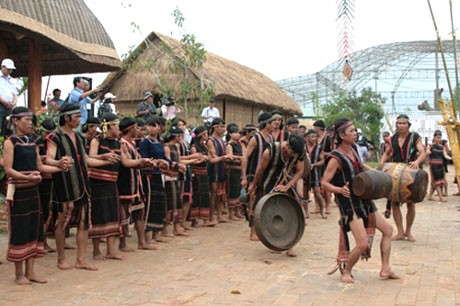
top-left (101, 32), bottom-right (302, 126)
top-left (0, 0), bottom-right (121, 76)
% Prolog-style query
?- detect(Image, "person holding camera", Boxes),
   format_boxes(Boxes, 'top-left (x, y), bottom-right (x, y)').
top-left (136, 91), bottom-right (157, 121)
top-left (160, 96), bottom-right (181, 120)
top-left (68, 77), bottom-right (102, 126)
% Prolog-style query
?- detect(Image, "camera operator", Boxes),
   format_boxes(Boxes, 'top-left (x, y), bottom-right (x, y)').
top-left (136, 91), bottom-right (157, 121)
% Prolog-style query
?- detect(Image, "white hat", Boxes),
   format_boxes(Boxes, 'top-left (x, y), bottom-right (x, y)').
top-left (1, 58), bottom-right (16, 69)
top-left (104, 92), bottom-right (116, 100)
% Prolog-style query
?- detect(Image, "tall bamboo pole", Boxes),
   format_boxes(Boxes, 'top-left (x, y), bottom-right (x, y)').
top-left (449, 0), bottom-right (459, 104)
top-left (427, 0), bottom-right (456, 110)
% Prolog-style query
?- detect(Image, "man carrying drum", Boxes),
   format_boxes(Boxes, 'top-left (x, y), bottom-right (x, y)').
top-left (322, 118), bottom-right (399, 283)
top-left (378, 114), bottom-right (426, 242)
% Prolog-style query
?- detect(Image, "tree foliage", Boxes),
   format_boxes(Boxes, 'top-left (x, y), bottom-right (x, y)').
top-left (321, 87), bottom-right (384, 146)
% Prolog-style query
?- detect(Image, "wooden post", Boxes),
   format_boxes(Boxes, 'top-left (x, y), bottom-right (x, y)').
top-left (438, 100), bottom-right (460, 189)
top-left (28, 39), bottom-right (42, 112)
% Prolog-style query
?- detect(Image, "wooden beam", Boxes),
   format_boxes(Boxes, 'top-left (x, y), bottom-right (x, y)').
top-left (27, 39), bottom-right (42, 112)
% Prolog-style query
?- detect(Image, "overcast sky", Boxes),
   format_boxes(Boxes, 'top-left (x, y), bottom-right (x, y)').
top-left (39, 0), bottom-right (460, 100)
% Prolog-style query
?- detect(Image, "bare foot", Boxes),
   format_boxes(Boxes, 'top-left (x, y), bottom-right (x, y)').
top-left (453, 192), bottom-right (460, 196)
top-left (161, 233), bottom-right (175, 238)
top-left (441, 199), bottom-right (448, 203)
top-left (75, 263), bottom-right (98, 271)
top-left (15, 275), bottom-right (31, 285)
top-left (249, 234), bottom-right (260, 241)
top-left (341, 271), bottom-right (355, 283)
top-left (427, 197), bottom-right (435, 201)
top-left (379, 271), bottom-right (400, 280)
top-left (154, 236), bottom-right (168, 243)
top-left (26, 274), bottom-right (47, 284)
top-left (269, 249), bottom-right (282, 254)
top-left (405, 234), bottom-right (416, 242)
top-left (392, 234), bottom-right (405, 241)
top-left (119, 246), bottom-right (135, 252)
top-left (93, 254), bottom-right (105, 261)
top-left (310, 210), bottom-right (320, 214)
top-left (286, 249), bottom-right (298, 257)
top-left (173, 230), bottom-right (190, 237)
top-left (217, 218), bottom-right (229, 223)
top-left (182, 225), bottom-right (193, 231)
top-left (105, 254), bottom-right (123, 260)
top-left (325, 209), bottom-right (331, 215)
top-left (57, 261), bottom-right (73, 270)
top-left (138, 243), bottom-right (158, 250)
top-left (204, 220), bottom-right (218, 227)
top-left (320, 212), bottom-right (328, 219)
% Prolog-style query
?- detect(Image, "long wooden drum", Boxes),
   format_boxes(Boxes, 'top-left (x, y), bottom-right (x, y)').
top-left (254, 193), bottom-right (305, 251)
top-left (383, 162), bottom-right (428, 203)
top-left (352, 170), bottom-right (393, 200)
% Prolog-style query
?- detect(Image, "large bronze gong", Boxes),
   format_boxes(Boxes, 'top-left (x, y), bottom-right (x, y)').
top-left (254, 192), bottom-right (305, 251)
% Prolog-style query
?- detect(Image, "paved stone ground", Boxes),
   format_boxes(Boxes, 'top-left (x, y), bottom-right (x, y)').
top-left (0, 168), bottom-right (459, 306)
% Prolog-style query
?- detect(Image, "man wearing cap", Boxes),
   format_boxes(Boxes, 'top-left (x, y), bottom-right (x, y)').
top-left (378, 114), bottom-right (425, 242)
top-left (241, 112), bottom-right (275, 240)
top-left (0, 58), bottom-right (18, 133)
top-left (201, 98), bottom-right (220, 126)
top-left (68, 77), bottom-right (102, 126)
top-left (136, 91), bottom-right (157, 121)
top-left (104, 92), bottom-right (118, 114)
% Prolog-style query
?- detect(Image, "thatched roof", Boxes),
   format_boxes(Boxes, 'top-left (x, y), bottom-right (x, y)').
top-left (102, 32), bottom-right (302, 115)
top-left (0, 0), bottom-right (121, 76)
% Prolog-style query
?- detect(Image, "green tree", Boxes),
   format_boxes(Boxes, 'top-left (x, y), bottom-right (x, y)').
top-left (321, 87), bottom-right (384, 147)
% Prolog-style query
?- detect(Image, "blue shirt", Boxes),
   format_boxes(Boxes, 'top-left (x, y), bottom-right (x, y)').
top-left (69, 88), bottom-right (91, 125)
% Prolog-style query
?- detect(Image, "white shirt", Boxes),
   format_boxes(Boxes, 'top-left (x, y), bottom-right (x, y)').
top-left (110, 103), bottom-right (116, 114)
top-left (201, 106), bottom-right (220, 124)
top-left (0, 74), bottom-right (18, 103)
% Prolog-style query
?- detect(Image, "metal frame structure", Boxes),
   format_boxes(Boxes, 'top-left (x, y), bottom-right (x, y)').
top-left (277, 40), bottom-right (460, 116)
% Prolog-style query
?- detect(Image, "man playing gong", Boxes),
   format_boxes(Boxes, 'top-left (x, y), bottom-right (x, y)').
top-left (378, 114), bottom-right (425, 242)
top-left (248, 134), bottom-right (306, 257)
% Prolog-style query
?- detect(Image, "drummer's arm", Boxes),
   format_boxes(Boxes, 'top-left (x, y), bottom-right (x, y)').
top-left (377, 145), bottom-right (393, 170)
top-left (410, 141), bottom-right (426, 169)
top-left (321, 158), bottom-right (350, 198)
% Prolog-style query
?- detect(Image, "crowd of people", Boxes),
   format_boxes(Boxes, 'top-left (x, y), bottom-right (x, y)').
top-left (0, 59), bottom-right (454, 286)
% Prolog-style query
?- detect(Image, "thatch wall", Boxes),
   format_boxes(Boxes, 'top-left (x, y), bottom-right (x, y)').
top-left (102, 31), bottom-right (302, 127)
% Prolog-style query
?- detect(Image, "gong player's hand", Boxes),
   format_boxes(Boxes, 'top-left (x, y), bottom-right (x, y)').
top-left (408, 161), bottom-right (419, 169)
top-left (340, 182), bottom-right (350, 198)
top-left (274, 184), bottom-right (289, 193)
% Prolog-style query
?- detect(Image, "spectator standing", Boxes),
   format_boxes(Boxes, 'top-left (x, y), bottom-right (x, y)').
top-left (161, 96), bottom-right (181, 120)
top-left (68, 77), bottom-right (101, 126)
top-left (201, 98), bottom-right (220, 126)
top-left (136, 91), bottom-right (157, 121)
top-left (48, 88), bottom-right (65, 114)
top-left (0, 58), bottom-right (18, 134)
